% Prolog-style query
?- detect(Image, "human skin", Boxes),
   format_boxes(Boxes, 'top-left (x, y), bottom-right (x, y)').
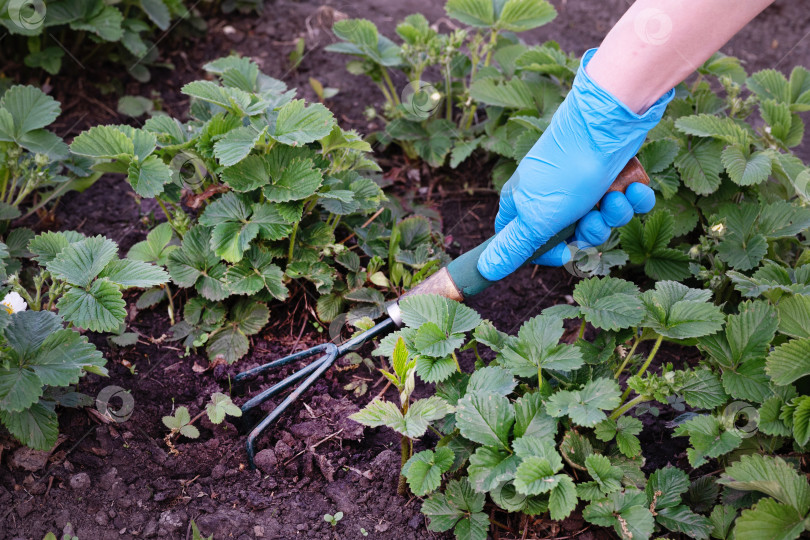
top-left (588, 0), bottom-right (776, 114)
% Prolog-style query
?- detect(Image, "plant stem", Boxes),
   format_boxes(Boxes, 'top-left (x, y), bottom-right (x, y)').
top-left (398, 396), bottom-right (412, 496)
top-left (287, 222), bottom-right (299, 263)
top-left (634, 335), bottom-right (664, 378)
top-left (609, 395), bottom-right (648, 420)
top-left (45, 280), bottom-right (62, 311)
top-left (483, 30), bottom-right (498, 68)
top-left (619, 334), bottom-right (664, 403)
top-left (14, 285), bottom-right (35, 309)
top-left (381, 69), bottom-right (400, 106)
top-left (690, 73), bottom-right (705, 94)
top-left (463, 31), bottom-right (499, 131)
top-left (31, 272), bottom-right (47, 311)
top-left (451, 352), bottom-right (462, 373)
top-left (537, 367), bottom-right (543, 391)
top-left (428, 425), bottom-right (443, 438)
top-left (397, 434), bottom-right (410, 495)
top-left (0, 167), bottom-right (10, 202)
top-left (156, 199), bottom-right (173, 223)
top-left (165, 284), bottom-right (176, 326)
top-left (444, 64), bottom-right (453, 121)
top-left (376, 82), bottom-right (395, 108)
top-left (614, 331), bottom-right (640, 379)
top-left (578, 318), bottom-right (586, 340)
top-left (472, 343), bottom-right (483, 365)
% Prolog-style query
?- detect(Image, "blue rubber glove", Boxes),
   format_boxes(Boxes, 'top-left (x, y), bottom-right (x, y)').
top-left (477, 48), bottom-right (674, 281)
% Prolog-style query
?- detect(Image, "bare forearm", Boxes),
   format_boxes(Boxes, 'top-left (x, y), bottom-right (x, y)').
top-left (587, 0), bottom-right (774, 113)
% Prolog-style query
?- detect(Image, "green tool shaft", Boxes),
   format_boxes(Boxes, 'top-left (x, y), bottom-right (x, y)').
top-left (398, 157), bottom-right (649, 305)
top-left (445, 222), bottom-right (578, 298)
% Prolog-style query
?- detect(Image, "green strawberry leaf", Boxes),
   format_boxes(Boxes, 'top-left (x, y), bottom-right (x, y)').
top-left (500, 314), bottom-right (583, 377)
top-left (98, 258), bottom-right (169, 289)
top-left (225, 246), bottom-right (288, 300)
top-left (640, 281), bottom-right (725, 339)
top-left (766, 337), bottom-right (810, 386)
top-left (206, 392), bottom-right (242, 424)
top-left (271, 99), bottom-right (336, 146)
top-left (513, 392), bottom-right (557, 439)
top-left (47, 235), bottom-right (119, 288)
top-left (456, 390), bottom-right (514, 449)
top-left (545, 378), bottom-right (621, 427)
top-left (403, 447), bottom-right (455, 496)
top-left (733, 498), bottom-right (805, 540)
top-left (0, 402), bottom-right (58, 451)
top-left (718, 454), bottom-right (810, 514)
top-left (572, 276), bottom-right (644, 330)
top-left (467, 446), bottom-right (518, 493)
top-left (57, 278), bottom-right (127, 333)
top-left (620, 211), bottom-right (690, 281)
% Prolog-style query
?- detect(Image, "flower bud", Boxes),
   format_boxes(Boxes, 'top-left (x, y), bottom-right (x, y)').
top-left (34, 153), bottom-right (50, 167)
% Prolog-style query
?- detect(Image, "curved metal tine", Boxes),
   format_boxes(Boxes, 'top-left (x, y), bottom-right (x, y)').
top-left (239, 354), bottom-right (330, 416)
top-left (235, 354), bottom-right (331, 434)
top-left (246, 343), bottom-right (339, 469)
top-left (336, 317), bottom-right (397, 355)
top-left (234, 343), bottom-right (334, 383)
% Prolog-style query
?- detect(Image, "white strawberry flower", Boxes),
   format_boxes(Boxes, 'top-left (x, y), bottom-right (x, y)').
top-left (1, 291), bottom-right (27, 314)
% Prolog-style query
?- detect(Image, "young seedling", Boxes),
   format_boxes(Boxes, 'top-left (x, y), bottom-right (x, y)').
top-left (42, 522), bottom-right (79, 540)
top-left (191, 520), bottom-right (213, 540)
top-left (162, 393), bottom-right (242, 453)
top-left (323, 512), bottom-right (343, 527)
top-left (289, 37), bottom-right (306, 70)
top-left (309, 78), bottom-right (339, 102)
top-left (351, 336), bottom-right (454, 495)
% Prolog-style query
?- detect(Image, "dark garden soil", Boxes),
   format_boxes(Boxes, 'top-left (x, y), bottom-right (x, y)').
top-left (1, 1), bottom-right (809, 539)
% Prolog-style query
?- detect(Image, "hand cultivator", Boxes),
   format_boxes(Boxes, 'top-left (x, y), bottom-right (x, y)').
top-left (235, 158), bottom-right (650, 468)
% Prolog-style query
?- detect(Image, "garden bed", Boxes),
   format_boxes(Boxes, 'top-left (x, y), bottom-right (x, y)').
top-left (1, 1), bottom-right (809, 539)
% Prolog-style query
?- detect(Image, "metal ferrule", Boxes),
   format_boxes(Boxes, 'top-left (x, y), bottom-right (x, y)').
top-left (385, 267), bottom-right (464, 327)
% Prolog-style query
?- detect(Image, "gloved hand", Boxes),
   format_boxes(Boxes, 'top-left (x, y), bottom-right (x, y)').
top-left (477, 48), bottom-right (674, 281)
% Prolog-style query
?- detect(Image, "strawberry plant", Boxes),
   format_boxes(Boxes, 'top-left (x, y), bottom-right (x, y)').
top-left (624, 57), bottom-right (810, 293)
top-left (0, 228), bottom-right (165, 451)
top-left (350, 268), bottom-right (810, 539)
top-left (0, 309), bottom-right (107, 450)
top-left (162, 392), bottom-right (241, 452)
top-left (125, 222), bottom-right (179, 322)
top-left (327, 0), bottom-right (574, 184)
top-left (9, 230), bottom-right (169, 332)
top-left (0, 85), bottom-right (101, 225)
top-left (0, 0), bottom-right (201, 80)
top-left (717, 455), bottom-right (810, 540)
top-left (70, 55), bottom-right (444, 363)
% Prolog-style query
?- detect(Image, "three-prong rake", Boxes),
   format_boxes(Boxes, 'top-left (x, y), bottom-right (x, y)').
top-left (234, 158), bottom-right (650, 469)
